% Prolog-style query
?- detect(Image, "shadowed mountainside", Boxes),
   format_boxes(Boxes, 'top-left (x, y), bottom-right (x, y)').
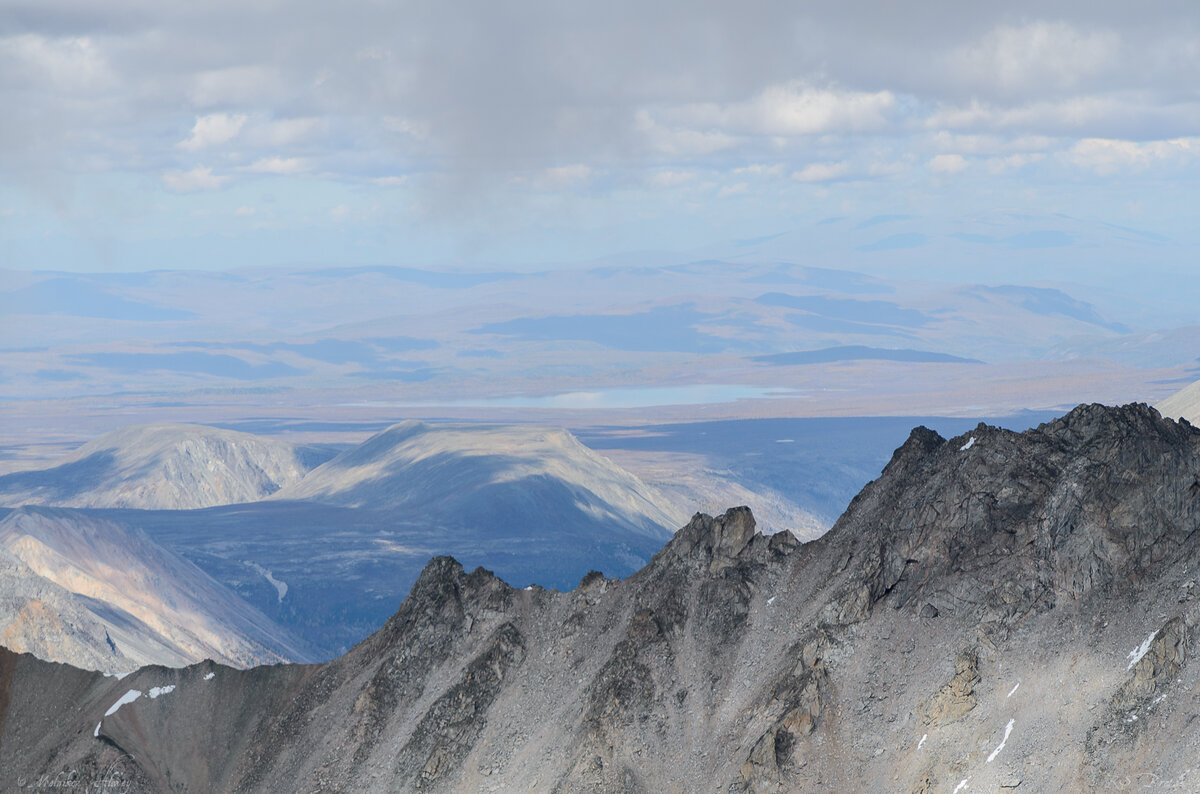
top-left (2, 403), bottom-right (1198, 791)
top-left (0, 507), bottom-right (311, 674)
top-left (0, 421), bottom-right (681, 663)
top-left (0, 424), bottom-right (333, 510)
top-left (273, 420), bottom-right (682, 536)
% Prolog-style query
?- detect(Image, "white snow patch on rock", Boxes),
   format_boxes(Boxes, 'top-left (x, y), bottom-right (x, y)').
top-left (204, 672), bottom-right (215, 681)
top-left (148, 685), bottom-right (175, 699)
top-left (986, 719), bottom-right (1015, 763)
top-left (1007, 681), bottom-right (1020, 698)
top-left (104, 689), bottom-right (142, 717)
top-left (959, 436), bottom-right (976, 451)
top-left (766, 596), bottom-right (776, 605)
top-left (953, 778), bottom-right (970, 793)
top-left (1127, 631), bottom-right (1157, 669)
top-left (917, 733), bottom-right (927, 749)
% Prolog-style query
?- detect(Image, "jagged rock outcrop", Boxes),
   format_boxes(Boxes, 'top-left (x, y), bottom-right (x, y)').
top-left (1, 403), bottom-right (1199, 792)
top-left (923, 646), bottom-right (980, 725)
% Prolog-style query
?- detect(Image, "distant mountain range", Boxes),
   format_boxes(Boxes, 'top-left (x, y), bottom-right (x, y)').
top-left (3, 403), bottom-right (1197, 791)
top-left (0, 421), bottom-right (680, 670)
top-left (0, 424), bottom-right (332, 510)
top-left (273, 420), bottom-right (678, 537)
top-left (1159, 378), bottom-right (1200, 424)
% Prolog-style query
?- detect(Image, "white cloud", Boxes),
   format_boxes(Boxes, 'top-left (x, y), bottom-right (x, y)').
top-left (733, 163), bottom-right (784, 178)
top-left (634, 110), bottom-right (736, 156)
top-left (235, 205), bottom-right (256, 216)
top-left (6, 2), bottom-right (1200, 266)
top-left (2, 34), bottom-right (114, 92)
top-left (245, 117), bottom-right (326, 147)
top-left (162, 166), bottom-right (228, 192)
top-left (748, 82), bottom-right (897, 135)
top-left (717, 182), bottom-right (748, 197)
top-left (190, 66), bottom-right (283, 107)
top-left (1067, 137), bottom-right (1200, 174)
top-left (669, 82), bottom-right (897, 137)
top-left (925, 95), bottom-right (1130, 133)
top-left (647, 170), bottom-right (696, 188)
top-left (928, 153), bottom-right (968, 173)
top-left (178, 113), bottom-right (247, 151)
top-left (243, 156), bottom-right (311, 175)
top-left (383, 117), bottom-right (431, 140)
top-left (867, 160), bottom-right (910, 177)
top-left (330, 204), bottom-right (350, 219)
top-left (950, 22), bottom-right (1119, 95)
top-left (929, 131), bottom-right (1056, 156)
top-left (792, 161), bottom-right (848, 182)
top-left (541, 164), bottom-right (592, 186)
top-left (982, 152), bottom-right (1045, 173)
top-left (356, 45), bottom-right (390, 62)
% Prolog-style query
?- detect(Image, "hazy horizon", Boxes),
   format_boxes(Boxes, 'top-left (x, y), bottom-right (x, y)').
top-left (1, 2), bottom-right (1197, 294)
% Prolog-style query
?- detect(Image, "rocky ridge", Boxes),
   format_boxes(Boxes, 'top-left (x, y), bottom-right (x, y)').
top-left (1, 403), bottom-right (1198, 791)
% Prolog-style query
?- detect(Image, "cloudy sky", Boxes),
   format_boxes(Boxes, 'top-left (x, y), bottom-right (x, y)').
top-left (2, 1), bottom-right (1198, 273)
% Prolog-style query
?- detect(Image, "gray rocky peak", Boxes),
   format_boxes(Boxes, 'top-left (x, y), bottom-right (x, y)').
top-left (2, 403), bottom-right (1198, 792)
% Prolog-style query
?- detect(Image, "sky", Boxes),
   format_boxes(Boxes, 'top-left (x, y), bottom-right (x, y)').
top-left (2, 1), bottom-right (1199, 273)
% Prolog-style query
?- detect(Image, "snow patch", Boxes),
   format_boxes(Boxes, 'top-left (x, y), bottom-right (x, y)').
top-left (1127, 631), bottom-right (1157, 669)
top-left (986, 719), bottom-right (1015, 763)
top-left (104, 689), bottom-right (142, 717)
top-left (959, 436), bottom-right (976, 451)
top-left (94, 721), bottom-right (101, 738)
top-left (1007, 681), bottom-right (1020, 698)
top-left (246, 561), bottom-right (288, 603)
top-left (148, 685), bottom-right (176, 699)
top-left (766, 596), bottom-right (776, 605)
top-left (953, 778), bottom-right (970, 793)
top-left (917, 733), bottom-right (927, 749)
top-left (204, 672), bottom-right (215, 681)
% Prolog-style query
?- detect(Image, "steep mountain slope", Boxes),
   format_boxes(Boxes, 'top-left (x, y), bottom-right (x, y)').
top-left (0, 421), bottom-right (682, 662)
top-left (3, 404), bottom-right (1198, 791)
top-left (274, 421), bottom-right (682, 536)
top-left (1159, 377), bottom-right (1200, 424)
top-left (0, 424), bottom-right (331, 509)
top-left (0, 507), bottom-right (311, 673)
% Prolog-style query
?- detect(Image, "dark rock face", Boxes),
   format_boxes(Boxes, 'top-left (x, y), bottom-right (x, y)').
top-left (2, 403), bottom-right (1199, 792)
top-left (830, 402), bottom-right (1200, 625)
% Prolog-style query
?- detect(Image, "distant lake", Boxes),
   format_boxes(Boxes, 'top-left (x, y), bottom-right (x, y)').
top-left (347, 384), bottom-right (804, 409)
